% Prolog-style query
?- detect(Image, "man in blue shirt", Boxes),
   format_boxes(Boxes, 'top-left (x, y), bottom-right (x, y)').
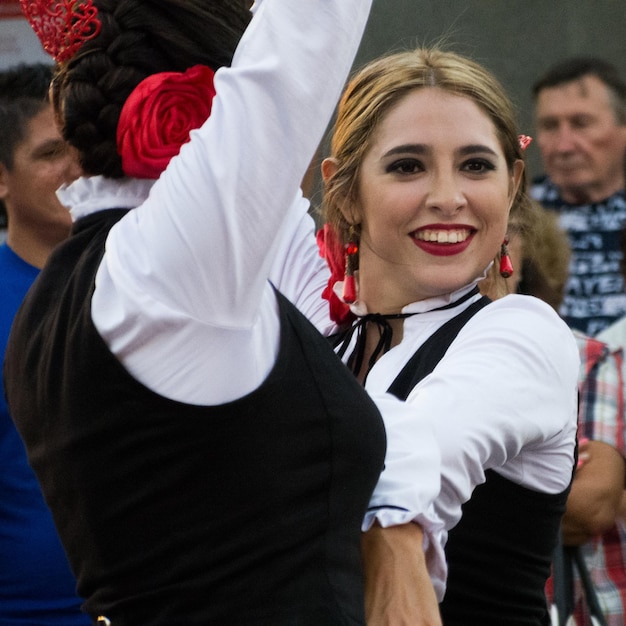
top-left (0, 63), bottom-right (86, 625)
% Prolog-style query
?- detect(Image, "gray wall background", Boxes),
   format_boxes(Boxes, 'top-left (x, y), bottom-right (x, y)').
top-left (309, 0), bottom-right (626, 206)
top-left (7, 2), bottom-right (626, 197)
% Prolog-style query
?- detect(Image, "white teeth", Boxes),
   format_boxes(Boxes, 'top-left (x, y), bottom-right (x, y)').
top-left (417, 229), bottom-right (469, 243)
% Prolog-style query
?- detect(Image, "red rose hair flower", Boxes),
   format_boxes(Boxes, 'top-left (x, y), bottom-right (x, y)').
top-left (117, 64), bottom-right (216, 179)
top-left (316, 224), bottom-right (356, 326)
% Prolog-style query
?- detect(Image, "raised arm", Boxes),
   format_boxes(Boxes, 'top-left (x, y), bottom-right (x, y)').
top-left (92, 1), bottom-right (372, 402)
top-left (107, 0), bottom-right (372, 327)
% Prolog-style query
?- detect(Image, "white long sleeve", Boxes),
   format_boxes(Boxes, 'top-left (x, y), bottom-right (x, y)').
top-left (87, 1), bottom-right (371, 404)
top-left (362, 293), bottom-right (579, 516)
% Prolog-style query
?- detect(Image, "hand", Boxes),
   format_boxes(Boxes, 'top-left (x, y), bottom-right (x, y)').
top-left (361, 523), bottom-right (442, 626)
top-left (562, 439), bottom-right (625, 544)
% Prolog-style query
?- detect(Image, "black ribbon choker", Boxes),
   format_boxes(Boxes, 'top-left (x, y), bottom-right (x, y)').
top-left (330, 286), bottom-right (480, 383)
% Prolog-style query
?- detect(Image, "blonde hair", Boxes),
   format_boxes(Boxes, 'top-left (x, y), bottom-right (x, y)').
top-left (321, 47), bottom-right (531, 278)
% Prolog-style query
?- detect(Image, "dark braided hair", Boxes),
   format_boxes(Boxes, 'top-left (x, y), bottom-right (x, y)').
top-left (51, 0), bottom-right (251, 178)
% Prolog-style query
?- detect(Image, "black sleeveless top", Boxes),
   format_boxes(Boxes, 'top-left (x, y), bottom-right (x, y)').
top-left (4, 209), bottom-right (386, 625)
top-left (388, 297), bottom-right (571, 626)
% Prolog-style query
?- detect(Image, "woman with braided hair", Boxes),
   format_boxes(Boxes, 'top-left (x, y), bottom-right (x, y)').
top-left (5, 1), bottom-right (444, 624)
top-left (53, 0), bottom-right (252, 179)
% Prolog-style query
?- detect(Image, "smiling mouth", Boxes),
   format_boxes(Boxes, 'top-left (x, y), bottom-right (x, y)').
top-left (414, 228), bottom-right (473, 244)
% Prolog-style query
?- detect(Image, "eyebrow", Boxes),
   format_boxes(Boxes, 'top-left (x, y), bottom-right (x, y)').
top-left (459, 144), bottom-right (498, 157)
top-left (382, 143), bottom-right (499, 158)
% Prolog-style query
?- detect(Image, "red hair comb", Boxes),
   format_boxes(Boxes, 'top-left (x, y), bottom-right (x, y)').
top-left (20, 0), bottom-right (102, 63)
top-left (518, 134), bottom-right (532, 151)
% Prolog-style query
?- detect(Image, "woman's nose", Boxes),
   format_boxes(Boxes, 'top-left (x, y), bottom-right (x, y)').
top-left (425, 172), bottom-right (466, 215)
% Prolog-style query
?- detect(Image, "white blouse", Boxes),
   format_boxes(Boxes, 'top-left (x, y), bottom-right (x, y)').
top-left (351, 289), bottom-right (580, 527)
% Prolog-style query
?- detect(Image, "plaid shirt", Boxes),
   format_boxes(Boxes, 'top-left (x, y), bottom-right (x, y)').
top-left (577, 330), bottom-right (625, 455)
top-left (547, 330), bottom-right (626, 625)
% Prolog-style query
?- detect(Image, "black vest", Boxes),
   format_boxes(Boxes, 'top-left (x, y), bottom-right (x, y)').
top-left (388, 297), bottom-right (571, 626)
top-left (4, 209), bottom-right (386, 625)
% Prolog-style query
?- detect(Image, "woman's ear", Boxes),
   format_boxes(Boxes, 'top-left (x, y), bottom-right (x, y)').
top-left (321, 157), bottom-right (337, 184)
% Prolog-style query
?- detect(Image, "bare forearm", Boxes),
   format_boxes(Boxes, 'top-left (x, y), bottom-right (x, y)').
top-left (361, 523), bottom-right (442, 626)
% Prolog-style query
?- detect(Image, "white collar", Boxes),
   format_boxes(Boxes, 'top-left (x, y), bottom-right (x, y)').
top-left (57, 175), bottom-right (156, 221)
top-left (400, 281), bottom-right (485, 315)
top-left (344, 278), bottom-right (487, 317)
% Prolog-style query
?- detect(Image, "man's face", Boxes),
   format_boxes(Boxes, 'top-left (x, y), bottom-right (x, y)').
top-left (535, 74), bottom-right (626, 204)
top-left (0, 104), bottom-right (80, 241)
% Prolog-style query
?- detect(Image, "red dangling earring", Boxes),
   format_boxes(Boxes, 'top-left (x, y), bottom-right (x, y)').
top-left (499, 238), bottom-right (514, 278)
top-left (343, 226), bottom-right (359, 304)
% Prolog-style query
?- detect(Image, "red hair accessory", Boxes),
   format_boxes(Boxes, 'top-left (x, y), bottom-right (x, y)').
top-left (518, 134), bottom-right (532, 151)
top-left (20, 0), bottom-right (102, 63)
top-left (316, 224), bottom-right (357, 326)
top-left (117, 65), bottom-right (216, 179)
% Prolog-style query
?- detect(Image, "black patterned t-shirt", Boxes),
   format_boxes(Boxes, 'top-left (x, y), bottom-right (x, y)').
top-left (532, 177), bottom-right (626, 336)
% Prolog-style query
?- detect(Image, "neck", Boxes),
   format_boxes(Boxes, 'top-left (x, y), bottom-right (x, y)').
top-left (356, 253), bottom-right (413, 316)
top-left (354, 316), bottom-right (405, 385)
top-left (7, 223), bottom-right (70, 269)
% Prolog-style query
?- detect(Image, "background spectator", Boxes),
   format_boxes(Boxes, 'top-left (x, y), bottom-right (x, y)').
top-left (531, 57), bottom-right (626, 336)
top-left (0, 62), bottom-right (85, 625)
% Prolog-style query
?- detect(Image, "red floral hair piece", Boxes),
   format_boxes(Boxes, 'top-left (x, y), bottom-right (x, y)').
top-left (518, 134), bottom-right (533, 151)
top-left (20, 0), bottom-right (102, 63)
top-left (117, 65), bottom-right (217, 179)
top-left (316, 224), bottom-right (357, 327)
